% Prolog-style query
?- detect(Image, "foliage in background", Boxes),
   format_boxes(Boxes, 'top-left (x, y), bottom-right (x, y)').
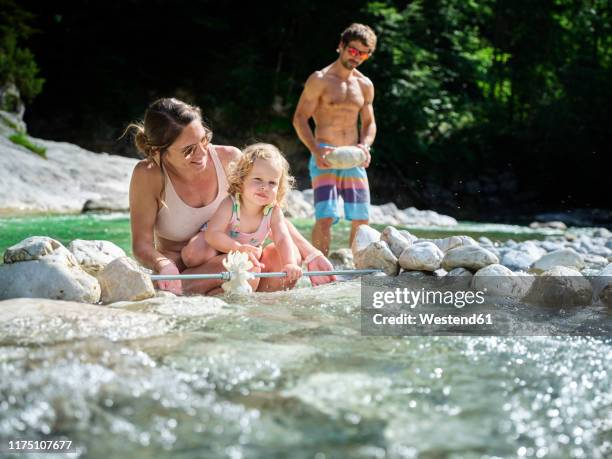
top-left (9, 132), bottom-right (46, 158)
top-left (15, 0), bottom-right (612, 215)
top-left (0, 0), bottom-right (44, 102)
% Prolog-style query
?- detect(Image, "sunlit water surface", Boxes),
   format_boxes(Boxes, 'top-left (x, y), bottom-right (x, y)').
top-left (0, 214), bottom-right (609, 458)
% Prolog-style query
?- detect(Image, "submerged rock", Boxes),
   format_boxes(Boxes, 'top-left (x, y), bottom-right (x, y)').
top-left (593, 264), bottom-right (612, 307)
top-left (0, 298), bottom-right (171, 344)
top-left (524, 266), bottom-right (593, 307)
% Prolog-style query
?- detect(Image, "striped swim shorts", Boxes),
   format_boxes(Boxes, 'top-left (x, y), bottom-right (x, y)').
top-left (308, 143), bottom-right (370, 223)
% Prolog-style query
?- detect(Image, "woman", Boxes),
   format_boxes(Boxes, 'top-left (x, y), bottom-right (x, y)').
top-left (128, 98), bottom-right (335, 295)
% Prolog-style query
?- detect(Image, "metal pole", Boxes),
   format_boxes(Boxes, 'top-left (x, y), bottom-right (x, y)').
top-left (150, 268), bottom-right (381, 281)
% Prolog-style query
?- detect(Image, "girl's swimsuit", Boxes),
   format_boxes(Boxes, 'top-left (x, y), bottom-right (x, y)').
top-left (227, 193), bottom-right (275, 246)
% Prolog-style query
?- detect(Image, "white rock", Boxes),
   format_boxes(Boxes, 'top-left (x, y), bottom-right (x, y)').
top-left (68, 239), bottom-right (126, 275)
top-left (398, 242), bottom-right (444, 272)
top-left (0, 237), bottom-right (100, 303)
top-left (353, 241), bottom-right (399, 276)
top-left (501, 249), bottom-right (541, 272)
top-left (381, 226), bottom-right (413, 257)
top-left (425, 235), bottom-right (477, 253)
top-left (351, 225), bottom-right (381, 255)
top-left (441, 246), bottom-right (499, 272)
top-left (97, 257), bottom-right (155, 304)
top-left (398, 229), bottom-right (418, 245)
top-left (401, 207), bottom-right (458, 226)
top-left (471, 264), bottom-right (532, 298)
top-left (530, 249), bottom-right (585, 273)
top-left (0, 298), bottom-right (170, 344)
top-left (524, 266), bottom-right (593, 307)
top-left (325, 146), bottom-right (366, 169)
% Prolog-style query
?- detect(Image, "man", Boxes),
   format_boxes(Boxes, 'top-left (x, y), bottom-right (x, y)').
top-left (293, 23), bottom-right (377, 255)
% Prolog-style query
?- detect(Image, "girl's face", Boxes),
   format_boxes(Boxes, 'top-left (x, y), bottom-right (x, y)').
top-left (242, 158), bottom-right (282, 207)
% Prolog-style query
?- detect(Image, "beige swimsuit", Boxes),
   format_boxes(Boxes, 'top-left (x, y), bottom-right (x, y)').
top-left (155, 145), bottom-right (229, 242)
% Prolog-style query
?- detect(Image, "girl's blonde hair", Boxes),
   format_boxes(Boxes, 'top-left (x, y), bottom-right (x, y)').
top-left (227, 143), bottom-right (295, 208)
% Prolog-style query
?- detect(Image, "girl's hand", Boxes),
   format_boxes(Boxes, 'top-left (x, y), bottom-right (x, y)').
top-left (237, 244), bottom-right (264, 268)
top-left (156, 261), bottom-right (182, 295)
top-left (283, 263), bottom-right (303, 282)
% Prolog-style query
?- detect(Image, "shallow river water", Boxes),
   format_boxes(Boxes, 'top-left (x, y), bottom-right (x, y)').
top-left (0, 214), bottom-right (610, 458)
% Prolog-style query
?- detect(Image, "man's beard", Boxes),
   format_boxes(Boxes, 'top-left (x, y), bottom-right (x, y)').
top-left (340, 58), bottom-right (358, 70)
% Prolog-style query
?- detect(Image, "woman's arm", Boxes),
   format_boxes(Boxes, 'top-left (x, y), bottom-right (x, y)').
top-left (129, 161), bottom-right (182, 293)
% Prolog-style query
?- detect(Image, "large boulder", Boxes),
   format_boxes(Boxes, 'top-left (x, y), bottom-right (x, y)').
top-left (97, 257), bottom-right (155, 304)
top-left (471, 264), bottom-right (532, 299)
top-left (524, 266), bottom-right (593, 307)
top-left (593, 263), bottom-right (612, 307)
top-left (67, 239), bottom-right (126, 275)
top-left (530, 249), bottom-right (585, 274)
top-left (0, 237), bottom-right (100, 303)
top-left (381, 226), bottom-right (413, 257)
top-left (441, 245), bottom-right (499, 272)
top-left (353, 241), bottom-right (399, 276)
top-left (398, 242), bottom-right (444, 272)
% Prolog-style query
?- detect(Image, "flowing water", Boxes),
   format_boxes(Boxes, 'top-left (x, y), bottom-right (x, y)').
top-left (0, 214), bottom-right (610, 458)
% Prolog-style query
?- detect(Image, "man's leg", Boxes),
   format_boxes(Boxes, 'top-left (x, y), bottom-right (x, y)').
top-left (339, 165), bottom-right (370, 249)
top-left (312, 217), bottom-right (334, 255)
top-left (308, 155), bottom-right (339, 256)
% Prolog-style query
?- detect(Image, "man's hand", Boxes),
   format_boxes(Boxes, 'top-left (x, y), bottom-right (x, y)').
top-left (156, 261), bottom-right (182, 295)
top-left (357, 144), bottom-right (371, 168)
top-left (313, 145), bottom-right (335, 169)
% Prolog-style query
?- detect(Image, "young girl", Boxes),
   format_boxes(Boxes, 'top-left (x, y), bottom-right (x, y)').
top-left (184, 143), bottom-right (302, 291)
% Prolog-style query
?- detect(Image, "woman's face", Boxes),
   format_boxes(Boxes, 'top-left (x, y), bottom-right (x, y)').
top-left (164, 120), bottom-right (210, 172)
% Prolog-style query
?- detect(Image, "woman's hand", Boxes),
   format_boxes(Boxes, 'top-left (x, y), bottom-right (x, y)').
top-left (283, 263), bottom-right (303, 283)
top-left (306, 252), bottom-right (337, 286)
top-left (156, 261), bottom-right (182, 295)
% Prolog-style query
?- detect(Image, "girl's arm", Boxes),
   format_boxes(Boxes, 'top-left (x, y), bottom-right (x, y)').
top-left (270, 207), bottom-right (302, 281)
top-left (205, 198), bottom-right (262, 261)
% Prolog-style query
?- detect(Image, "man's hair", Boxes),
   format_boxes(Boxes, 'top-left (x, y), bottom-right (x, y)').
top-left (340, 23), bottom-right (377, 51)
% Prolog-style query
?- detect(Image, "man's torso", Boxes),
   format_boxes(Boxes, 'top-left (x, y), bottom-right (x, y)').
top-left (313, 66), bottom-right (372, 146)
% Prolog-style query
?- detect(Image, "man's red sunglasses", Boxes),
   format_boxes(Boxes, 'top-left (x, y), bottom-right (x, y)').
top-left (346, 45), bottom-right (371, 60)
